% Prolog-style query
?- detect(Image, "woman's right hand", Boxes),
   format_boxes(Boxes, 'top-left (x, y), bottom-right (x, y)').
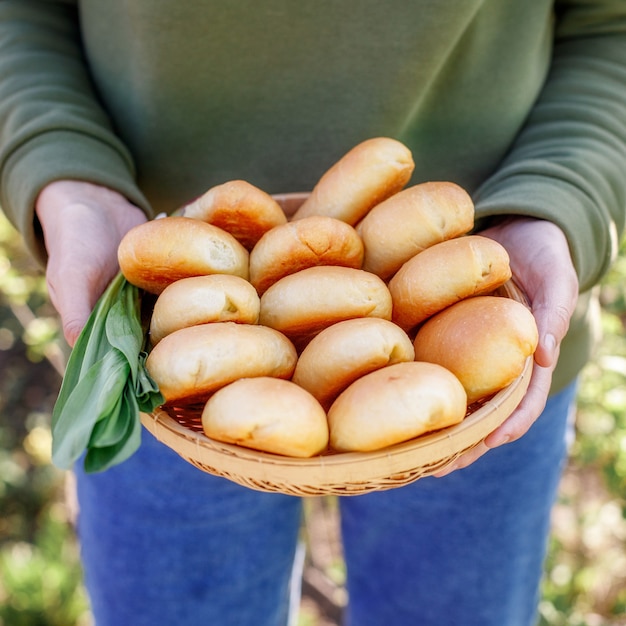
top-left (36, 180), bottom-right (148, 347)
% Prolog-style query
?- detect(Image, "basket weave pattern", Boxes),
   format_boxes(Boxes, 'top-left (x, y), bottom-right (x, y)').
top-left (141, 283), bottom-right (532, 497)
top-left (140, 194), bottom-right (533, 496)
top-left (143, 401), bottom-right (488, 496)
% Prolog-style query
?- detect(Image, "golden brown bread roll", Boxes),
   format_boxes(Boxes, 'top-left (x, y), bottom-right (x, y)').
top-left (249, 215), bottom-right (364, 295)
top-left (292, 318), bottom-right (415, 410)
top-left (357, 181), bottom-right (475, 280)
top-left (118, 216), bottom-right (249, 294)
top-left (389, 235), bottom-right (512, 332)
top-left (202, 377), bottom-right (329, 458)
top-left (149, 275), bottom-right (261, 345)
top-left (145, 322), bottom-right (297, 405)
top-left (327, 361), bottom-right (467, 452)
top-left (181, 179), bottom-right (288, 250)
top-left (291, 137), bottom-right (414, 225)
top-left (259, 266), bottom-right (393, 344)
top-left (412, 295), bottom-right (538, 404)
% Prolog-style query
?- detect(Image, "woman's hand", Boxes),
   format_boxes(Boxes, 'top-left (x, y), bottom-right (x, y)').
top-left (36, 180), bottom-right (148, 347)
top-left (435, 216), bottom-right (579, 476)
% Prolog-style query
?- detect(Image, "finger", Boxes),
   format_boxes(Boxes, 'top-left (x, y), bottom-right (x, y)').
top-left (45, 264), bottom-right (101, 347)
top-left (46, 259), bottom-right (110, 347)
top-left (531, 271), bottom-right (577, 369)
top-left (434, 361), bottom-right (554, 477)
top-left (61, 316), bottom-right (90, 348)
top-left (481, 218), bottom-right (578, 370)
top-left (484, 362), bottom-right (552, 448)
top-left (532, 302), bottom-right (574, 369)
top-left (432, 441), bottom-right (490, 477)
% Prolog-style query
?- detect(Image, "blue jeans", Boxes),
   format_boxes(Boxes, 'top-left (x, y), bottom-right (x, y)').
top-left (75, 382), bottom-right (576, 626)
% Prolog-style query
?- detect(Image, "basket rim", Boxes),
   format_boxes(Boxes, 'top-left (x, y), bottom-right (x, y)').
top-left (140, 273), bottom-right (533, 497)
top-left (140, 194), bottom-right (535, 495)
top-left (141, 352), bottom-right (532, 470)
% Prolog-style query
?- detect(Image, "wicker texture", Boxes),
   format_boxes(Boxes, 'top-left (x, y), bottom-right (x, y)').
top-left (141, 194), bottom-right (533, 496)
top-left (140, 281), bottom-right (532, 496)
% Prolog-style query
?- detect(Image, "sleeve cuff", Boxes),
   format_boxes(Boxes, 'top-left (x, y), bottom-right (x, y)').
top-left (1, 130), bottom-right (154, 266)
top-left (474, 171), bottom-right (619, 293)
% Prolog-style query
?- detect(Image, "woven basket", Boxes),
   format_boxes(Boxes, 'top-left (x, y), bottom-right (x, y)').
top-left (141, 353), bottom-right (530, 496)
top-left (140, 193), bottom-right (533, 496)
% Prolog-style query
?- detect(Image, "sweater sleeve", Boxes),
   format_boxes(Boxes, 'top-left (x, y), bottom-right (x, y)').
top-left (0, 0), bottom-right (152, 264)
top-left (474, 0), bottom-right (626, 293)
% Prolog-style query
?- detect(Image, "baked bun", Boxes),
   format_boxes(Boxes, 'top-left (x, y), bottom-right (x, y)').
top-left (413, 295), bottom-right (538, 404)
top-left (327, 361), bottom-right (467, 452)
top-left (357, 181), bottom-right (475, 280)
top-left (249, 216), bottom-right (364, 295)
top-left (118, 216), bottom-right (249, 294)
top-left (145, 322), bottom-right (297, 405)
top-left (293, 318), bottom-right (415, 410)
top-left (202, 377), bottom-right (329, 458)
top-left (182, 180), bottom-right (288, 249)
top-left (389, 235), bottom-right (512, 332)
top-left (291, 137), bottom-right (414, 225)
top-left (149, 275), bottom-right (261, 345)
top-left (259, 266), bottom-right (393, 344)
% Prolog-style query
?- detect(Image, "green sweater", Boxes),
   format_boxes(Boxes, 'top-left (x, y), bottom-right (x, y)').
top-left (1, 1), bottom-right (625, 392)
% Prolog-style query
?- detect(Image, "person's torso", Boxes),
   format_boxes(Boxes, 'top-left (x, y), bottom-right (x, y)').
top-left (78, 0), bottom-right (554, 212)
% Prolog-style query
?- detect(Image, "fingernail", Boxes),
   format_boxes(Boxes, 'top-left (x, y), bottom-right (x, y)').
top-left (489, 434), bottom-right (510, 448)
top-left (544, 333), bottom-right (556, 357)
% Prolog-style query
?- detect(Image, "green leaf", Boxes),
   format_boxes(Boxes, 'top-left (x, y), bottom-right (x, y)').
top-left (51, 349), bottom-right (129, 469)
top-left (78, 272), bottom-right (127, 378)
top-left (136, 351), bottom-right (165, 412)
top-left (51, 273), bottom-right (127, 429)
top-left (82, 387), bottom-right (143, 473)
top-left (105, 279), bottom-right (142, 383)
top-left (88, 392), bottom-right (130, 448)
top-left (50, 271), bottom-right (162, 472)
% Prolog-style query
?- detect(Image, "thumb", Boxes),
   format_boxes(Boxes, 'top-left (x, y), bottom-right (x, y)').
top-left (62, 312), bottom-right (91, 348)
top-left (530, 284), bottom-right (577, 371)
top-left (45, 265), bottom-right (109, 348)
top-left (47, 283), bottom-right (93, 348)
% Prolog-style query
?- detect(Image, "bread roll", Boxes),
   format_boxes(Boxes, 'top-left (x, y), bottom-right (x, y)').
top-left (357, 181), bottom-right (475, 280)
top-left (249, 216), bottom-right (364, 295)
top-left (118, 216), bottom-right (249, 294)
top-left (389, 235), bottom-right (512, 332)
top-left (149, 275), bottom-right (261, 345)
top-left (291, 137), bottom-right (414, 225)
top-left (327, 361), bottom-right (467, 452)
top-left (182, 180), bottom-right (288, 249)
top-left (413, 295), bottom-right (538, 404)
top-left (145, 322), bottom-right (297, 405)
top-left (202, 377), bottom-right (329, 458)
top-left (293, 318), bottom-right (415, 410)
top-left (259, 266), bottom-right (393, 344)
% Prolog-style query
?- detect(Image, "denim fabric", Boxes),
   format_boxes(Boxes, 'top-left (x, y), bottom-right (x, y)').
top-left (340, 381), bottom-right (577, 626)
top-left (75, 436), bottom-right (303, 626)
top-left (75, 382), bottom-right (576, 626)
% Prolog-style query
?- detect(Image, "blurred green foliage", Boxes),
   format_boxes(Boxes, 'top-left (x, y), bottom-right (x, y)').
top-left (538, 240), bottom-right (626, 626)
top-left (0, 214), bottom-right (90, 626)
top-left (1, 212), bottom-right (625, 625)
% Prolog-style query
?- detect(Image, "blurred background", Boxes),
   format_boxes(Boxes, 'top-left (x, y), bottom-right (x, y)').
top-left (0, 211), bottom-right (625, 626)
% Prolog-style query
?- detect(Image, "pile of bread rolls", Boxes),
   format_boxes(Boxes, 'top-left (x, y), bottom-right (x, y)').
top-left (118, 137), bottom-right (538, 459)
